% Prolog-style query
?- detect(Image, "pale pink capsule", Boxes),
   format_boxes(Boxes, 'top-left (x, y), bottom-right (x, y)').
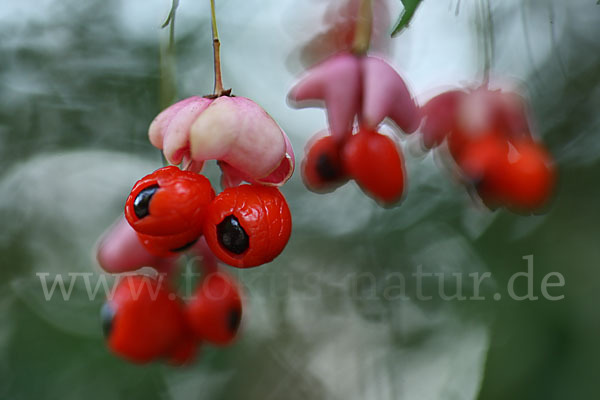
top-left (288, 52), bottom-right (362, 141)
top-left (217, 131), bottom-right (295, 189)
top-left (148, 96), bottom-right (212, 172)
top-left (95, 217), bottom-right (178, 274)
top-left (360, 55), bottom-right (421, 134)
top-left (189, 96), bottom-right (294, 186)
top-left (148, 96), bottom-right (294, 186)
top-left (96, 219), bottom-right (220, 275)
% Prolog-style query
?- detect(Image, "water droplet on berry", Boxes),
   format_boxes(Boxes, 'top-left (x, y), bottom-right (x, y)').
top-left (133, 185), bottom-right (159, 219)
top-left (217, 215), bottom-right (249, 255)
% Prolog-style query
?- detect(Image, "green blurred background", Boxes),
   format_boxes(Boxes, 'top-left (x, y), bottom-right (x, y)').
top-left (0, 0), bottom-right (598, 399)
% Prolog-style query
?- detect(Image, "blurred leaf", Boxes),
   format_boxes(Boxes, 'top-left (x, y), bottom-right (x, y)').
top-left (391, 0), bottom-right (423, 37)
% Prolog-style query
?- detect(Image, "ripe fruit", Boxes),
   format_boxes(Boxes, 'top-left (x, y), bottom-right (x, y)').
top-left (455, 133), bottom-right (508, 181)
top-left (136, 231), bottom-right (200, 256)
top-left (186, 272), bottom-right (243, 346)
top-left (167, 334), bottom-right (198, 366)
top-left (203, 184), bottom-right (292, 268)
top-left (342, 129), bottom-right (405, 205)
top-left (455, 133), bottom-right (509, 207)
top-left (101, 275), bottom-right (190, 364)
top-left (301, 135), bottom-right (348, 192)
top-left (447, 128), bottom-right (506, 162)
top-left (486, 140), bottom-right (555, 211)
top-left (124, 166), bottom-right (215, 256)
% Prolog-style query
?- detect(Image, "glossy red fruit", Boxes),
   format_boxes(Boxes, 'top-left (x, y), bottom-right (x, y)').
top-left (186, 272), bottom-right (243, 346)
top-left (203, 185), bottom-right (292, 268)
top-left (455, 133), bottom-right (509, 207)
top-left (301, 135), bottom-right (348, 193)
top-left (167, 334), bottom-right (199, 366)
top-left (486, 140), bottom-right (555, 211)
top-left (456, 133), bottom-right (508, 180)
top-left (136, 231), bottom-right (200, 258)
top-left (124, 166), bottom-right (215, 255)
top-left (451, 88), bottom-right (533, 157)
top-left (342, 129), bottom-right (405, 205)
top-left (101, 275), bottom-right (190, 364)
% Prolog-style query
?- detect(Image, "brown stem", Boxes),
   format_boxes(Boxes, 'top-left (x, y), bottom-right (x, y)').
top-left (210, 0), bottom-right (230, 97)
top-left (351, 0), bottom-right (373, 55)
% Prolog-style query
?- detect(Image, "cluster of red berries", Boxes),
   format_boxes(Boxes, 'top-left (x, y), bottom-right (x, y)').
top-left (102, 271), bottom-right (242, 364)
top-left (100, 165), bottom-right (292, 363)
top-left (124, 166), bottom-right (292, 268)
top-left (288, 51), bottom-right (420, 207)
top-left (302, 128), bottom-right (405, 205)
top-left (421, 87), bottom-right (556, 212)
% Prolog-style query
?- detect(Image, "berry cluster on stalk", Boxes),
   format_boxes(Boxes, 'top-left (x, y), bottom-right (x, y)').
top-left (95, 0), bottom-right (294, 365)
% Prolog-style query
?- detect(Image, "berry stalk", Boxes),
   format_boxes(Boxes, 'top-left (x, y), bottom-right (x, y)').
top-left (210, 0), bottom-right (229, 97)
top-left (351, 0), bottom-right (373, 55)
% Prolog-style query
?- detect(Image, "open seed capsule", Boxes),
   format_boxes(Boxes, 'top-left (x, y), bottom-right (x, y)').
top-left (124, 166), bottom-right (215, 255)
top-left (203, 184), bottom-right (292, 268)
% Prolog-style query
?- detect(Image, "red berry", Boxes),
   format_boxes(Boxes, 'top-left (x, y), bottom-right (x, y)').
top-left (342, 129), bottom-right (405, 205)
top-left (101, 275), bottom-right (190, 364)
top-left (136, 231), bottom-right (199, 258)
top-left (301, 135), bottom-right (348, 193)
top-left (186, 272), bottom-right (243, 346)
top-left (203, 185), bottom-right (292, 268)
top-left (455, 133), bottom-right (508, 180)
top-left (124, 166), bottom-right (215, 255)
top-left (455, 133), bottom-right (509, 207)
top-left (167, 334), bottom-right (199, 366)
top-left (487, 140), bottom-right (555, 211)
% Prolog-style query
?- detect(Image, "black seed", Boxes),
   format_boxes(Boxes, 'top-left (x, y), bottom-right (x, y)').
top-left (217, 215), bottom-right (249, 255)
top-left (133, 184), bottom-right (159, 219)
top-left (228, 307), bottom-right (241, 333)
top-left (100, 303), bottom-right (116, 338)
top-left (316, 153), bottom-right (341, 181)
top-left (171, 238), bottom-right (198, 253)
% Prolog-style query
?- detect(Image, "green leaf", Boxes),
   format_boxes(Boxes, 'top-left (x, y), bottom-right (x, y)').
top-left (391, 0), bottom-right (423, 37)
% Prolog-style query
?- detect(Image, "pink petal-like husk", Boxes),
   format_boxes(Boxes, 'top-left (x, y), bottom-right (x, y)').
top-left (298, 0), bottom-right (391, 68)
top-left (361, 56), bottom-right (420, 134)
top-left (288, 52), bottom-right (361, 141)
top-left (95, 216), bottom-right (177, 274)
top-left (218, 161), bottom-right (247, 189)
top-left (218, 132), bottom-right (294, 188)
top-left (189, 96), bottom-right (293, 183)
top-left (148, 96), bottom-right (213, 164)
top-left (255, 131), bottom-right (295, 185)
top-left (491, 90), bottom-right (532, 139)
top-left (420, 90), bottom-right (467, 149)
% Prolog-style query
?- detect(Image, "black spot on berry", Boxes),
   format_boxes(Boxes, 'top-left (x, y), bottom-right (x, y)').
top-left (217, 215), bottom-right (249, 255)
top-left (316, 153), bottom-right (341, 181)
top-left (228, 307), bottom-right (241, 333)
top-left (100, 303), bottom-right (116, 339)
top-left (171, 238), bottom-right (198, 253)
top-left (134, 185), bottom-right (159, 219)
